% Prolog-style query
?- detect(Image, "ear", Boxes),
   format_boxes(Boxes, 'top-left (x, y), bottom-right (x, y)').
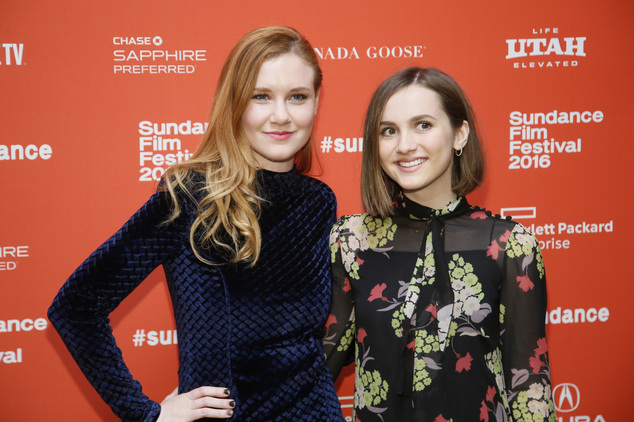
top-left (453, 120), bottom-right (469, 151)
top-left (314, 89), bottom-right (320, 116)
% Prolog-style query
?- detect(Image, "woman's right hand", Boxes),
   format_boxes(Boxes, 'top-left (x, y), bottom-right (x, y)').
top-left (157, 386), bottom-right (235, 421)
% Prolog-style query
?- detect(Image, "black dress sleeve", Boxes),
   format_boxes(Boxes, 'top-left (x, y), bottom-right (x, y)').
top-left (500, 223), bottom-right (557, 420)
top-left (323, 217), bottom-right (356, 380)
top-left (47, 189), bottom-right (189, 422)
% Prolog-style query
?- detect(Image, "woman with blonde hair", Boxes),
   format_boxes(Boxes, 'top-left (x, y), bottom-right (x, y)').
top-left (325, 67), bottom-right (556, 421)
top-left (49, 26), bottom-right (344, 422)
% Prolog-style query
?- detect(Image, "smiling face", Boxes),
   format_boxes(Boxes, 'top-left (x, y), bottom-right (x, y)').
top-left (241, 53), bottom-right (319, 172)
top-left (378, 85), bottom-right (469, 209)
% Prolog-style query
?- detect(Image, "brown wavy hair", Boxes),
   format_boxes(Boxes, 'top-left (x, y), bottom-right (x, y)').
top-left (161, 26), bottom-right (323, 265)
top-left (361, 67), bottom-right (484, 217)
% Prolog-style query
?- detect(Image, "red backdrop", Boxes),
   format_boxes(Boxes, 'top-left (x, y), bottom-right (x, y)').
top-left (2, 1), bottom-right (633, 420)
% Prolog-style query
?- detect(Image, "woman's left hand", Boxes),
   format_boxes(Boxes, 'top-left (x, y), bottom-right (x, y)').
top-left (157, 386), bottom-right (235, 421)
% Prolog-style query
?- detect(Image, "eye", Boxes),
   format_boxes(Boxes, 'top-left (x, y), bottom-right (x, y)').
top-left (416, 121), bottom-right (432, 130)
top-left (251, 93), bottom-right (269, 101)
top-left (380, 126), bottom-right (397, 137)
top-left (289, 93), bottom-right (308, 102)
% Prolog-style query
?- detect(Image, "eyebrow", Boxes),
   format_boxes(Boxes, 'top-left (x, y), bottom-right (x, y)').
top-left (252, 86), bottom-right (312, 93)
top-left (380, 114), bottom-right (436, 126)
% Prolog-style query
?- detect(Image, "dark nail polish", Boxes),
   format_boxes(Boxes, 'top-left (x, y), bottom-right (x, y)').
top-left (227, 409), bottom-right (234, 417)
top-left (229, 400), bottom-right (236, 407)
top-left (224, 388), bottom-right (231, 396)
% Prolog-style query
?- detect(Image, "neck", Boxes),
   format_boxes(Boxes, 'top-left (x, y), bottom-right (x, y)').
top-left (403, 190), bottom-right (457, 210)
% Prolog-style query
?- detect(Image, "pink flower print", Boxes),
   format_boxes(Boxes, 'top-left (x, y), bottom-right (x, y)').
top-left (486, 385), bottom-right (496, 403)
top-left (456, 352), bottom-right (473, 372)
top-left (358, 327), bottom-right (367, 345)
top-left (529, 355), bottom-right (543, 374)
top-left (406, 339), bottom-right (415, 350)
top-left (529, 337), bottom-right (548, 374)
top-left (480, 400), bottom-right (489, 422)
top-left (343, 277), bottom-right (351, 292)
top-left (434, 415), bottom-right (451, 422)
top-left (356, 256), bottom-right (365, 266)
top-left (486, 240), bottom-right (502, 260)
top-left (471, 211), bottom-right (487, 220)
top-left (499, 230), bottom-right (511, 243)
top-left (479, 385), bottom-right (497, 422)
top-left (325, 313), bottom-right (337, 330)
top-left (425, 304), bottom-right (437, 319)
top-left (535, 337), bottom-right (548, 355)
top-left (516, 275), bottom-right (535, 292)
top-left (368, 283), bottom-right (387, 302)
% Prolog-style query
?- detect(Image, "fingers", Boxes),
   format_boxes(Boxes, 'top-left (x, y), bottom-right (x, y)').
top-left (190, 405), bottom-right (235, 419)
top-left (158, 385), bottom-right (236, 421)
top-left (185, 386), bottom-right (231, 400)
top-left (188, 386), bottom-right (235, 416)
top-left (192, 395), bottom-right (235, 411)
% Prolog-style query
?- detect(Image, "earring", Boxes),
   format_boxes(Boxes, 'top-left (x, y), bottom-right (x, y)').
top-left (455, 147), bottom-right (463, 157)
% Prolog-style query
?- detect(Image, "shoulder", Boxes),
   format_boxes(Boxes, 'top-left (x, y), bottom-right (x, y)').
top-left (155, 171), bottom-right (203, 216)
top-left (465, 205), bottom-right (539, 247)
top-left (330, 213), bottom-right (368, 254)
top-left (332, 213), bottom-right (369, 231)
top-left (296, 174), bottom-right (337, 212)
top-left (159, 169), bottom-right (205, 195)
top-left (330, 212), bottom-right (399, 259)
top-left (331, 212), bottom-right (394, 240)
top-left (298, 174), bottom-right (336, 197)
top-left (465, 206), bottom-right (525, 232)
top-left (469, 207), bottom-right (539, 256)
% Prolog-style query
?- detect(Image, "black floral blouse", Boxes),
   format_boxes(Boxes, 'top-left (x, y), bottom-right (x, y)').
top-left (325, 195), bottom-right (556, 422)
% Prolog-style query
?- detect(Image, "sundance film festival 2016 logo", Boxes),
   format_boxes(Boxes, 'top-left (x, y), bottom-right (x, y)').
top-left (113, 35), bottom-right (206, 75)
top-left (506, 27), bottom-right (586, 69)
top-left (137, 120), bottom-right (204, 182)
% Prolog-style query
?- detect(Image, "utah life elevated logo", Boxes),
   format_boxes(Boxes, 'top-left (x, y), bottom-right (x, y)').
top-left (506, 28), bottom-right (586, 69)
top-left (0, 43), bottom-right (24, 65)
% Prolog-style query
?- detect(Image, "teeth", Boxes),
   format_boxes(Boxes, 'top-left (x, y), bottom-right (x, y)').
top-left (399, 159), bottom-right (425, 168)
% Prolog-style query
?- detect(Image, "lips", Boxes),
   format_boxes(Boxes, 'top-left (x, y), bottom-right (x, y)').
top-left (397, 158), bottom-right (426, 168)
top-left (265, 131), bottom-right (294, 141)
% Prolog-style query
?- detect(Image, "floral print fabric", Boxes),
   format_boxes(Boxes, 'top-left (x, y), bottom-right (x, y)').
top-left (325, 196), bottom-right (556, 421)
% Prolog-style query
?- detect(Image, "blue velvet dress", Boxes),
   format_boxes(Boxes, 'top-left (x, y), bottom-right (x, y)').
top-left (48, 168), bottom-right (345, 422)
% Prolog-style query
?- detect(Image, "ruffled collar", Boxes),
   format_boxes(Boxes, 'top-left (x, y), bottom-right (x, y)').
top-left (395, 192), bottom-right (469, 221)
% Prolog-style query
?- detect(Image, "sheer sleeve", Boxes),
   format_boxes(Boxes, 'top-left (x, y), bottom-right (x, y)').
top-left (500, 223), bottom-right (556, 421)
top-left (323, 218), bottom-right (356, 380)
top-left (47, 190), bottom-right (190, 422)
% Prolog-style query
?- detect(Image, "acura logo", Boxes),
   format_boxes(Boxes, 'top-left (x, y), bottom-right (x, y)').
top-left (553, 383), bottom-right (580, 412)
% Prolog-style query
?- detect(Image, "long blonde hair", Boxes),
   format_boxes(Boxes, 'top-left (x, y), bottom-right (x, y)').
top-left (161, 26), bottom-right (323, 265)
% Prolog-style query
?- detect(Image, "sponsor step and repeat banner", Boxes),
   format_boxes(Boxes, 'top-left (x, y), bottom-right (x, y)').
top-left (2, 1), bottom-right (633, 420)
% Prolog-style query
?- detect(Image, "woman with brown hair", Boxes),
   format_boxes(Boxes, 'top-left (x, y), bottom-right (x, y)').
top-left (325, 67), bottom-right (556, 421)
top-left (49, 26), bottom-right (344, 422)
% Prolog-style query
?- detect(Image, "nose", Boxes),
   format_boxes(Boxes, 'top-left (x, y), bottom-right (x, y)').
top-left (396, 131), bottom-right (416, 154)
top-left (270, 99), bottom-right (291, 125)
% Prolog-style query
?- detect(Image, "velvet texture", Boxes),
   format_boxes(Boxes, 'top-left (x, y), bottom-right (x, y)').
top-left (48, 168), bottom-right (344, 422)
